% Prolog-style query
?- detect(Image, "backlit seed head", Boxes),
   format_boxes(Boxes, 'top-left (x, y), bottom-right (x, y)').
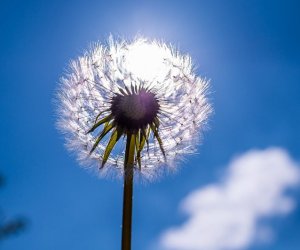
top-left (56, 37), bottom-right (212, 181)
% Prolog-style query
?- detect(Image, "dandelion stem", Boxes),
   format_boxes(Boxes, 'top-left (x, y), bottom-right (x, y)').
top-left (121, 133), bottom-right (135, 250)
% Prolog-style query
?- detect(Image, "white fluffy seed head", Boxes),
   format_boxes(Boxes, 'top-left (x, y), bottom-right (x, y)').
top-left (56, 37), bottom-right (212, 181)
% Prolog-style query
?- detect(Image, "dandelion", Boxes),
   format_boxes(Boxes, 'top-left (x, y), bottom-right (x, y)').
top-left (56, 37), bottom-right (212, 250)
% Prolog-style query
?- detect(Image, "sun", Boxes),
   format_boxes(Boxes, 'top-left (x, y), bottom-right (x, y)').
top-left (125, 40), bottom-right (171, 81)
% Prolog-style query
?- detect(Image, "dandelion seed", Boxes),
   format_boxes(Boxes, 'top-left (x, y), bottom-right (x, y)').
top-left (57, 37), bottom-right (211, 179)
top-left (56, 36), bottom-right (212, 250)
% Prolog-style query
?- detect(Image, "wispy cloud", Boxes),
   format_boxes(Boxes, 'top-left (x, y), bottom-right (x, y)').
top-left (159, 148), bottom-right (300, 250)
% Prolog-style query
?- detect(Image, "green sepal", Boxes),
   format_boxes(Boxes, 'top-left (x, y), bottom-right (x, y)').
top-left (135, 132), bottom-right (142, 170)
top-left (101, 127), bottom-right (123, 168)
top-left (124, 133), bottom-right (136, 169)
top-left (87, 114), bottom-right (113, 134)
top-left (140, 126), bottom-right (151, 152)
top-left (94, 109), bottom-right (110, 124)
top-left (89, 122), bottom-right (114, 155)
top-left (153, 117), bottom-right (160, 128)
top-left (150, 123), bottom-right (166, 160)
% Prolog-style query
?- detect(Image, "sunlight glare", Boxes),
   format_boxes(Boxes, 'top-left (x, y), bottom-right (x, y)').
top-left (125, 41), bottom-right (170, 81)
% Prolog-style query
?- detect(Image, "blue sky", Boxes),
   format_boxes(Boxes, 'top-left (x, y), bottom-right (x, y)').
top-left (0, 0), bottom-right (299, 249)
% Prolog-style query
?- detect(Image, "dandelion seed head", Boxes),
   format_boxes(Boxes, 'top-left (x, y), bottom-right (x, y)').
top-left (56, 37), bottom-right (212, 180)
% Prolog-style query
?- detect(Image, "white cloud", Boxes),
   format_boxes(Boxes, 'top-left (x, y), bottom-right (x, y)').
top-left (160, 148), bottom-right (300, 250)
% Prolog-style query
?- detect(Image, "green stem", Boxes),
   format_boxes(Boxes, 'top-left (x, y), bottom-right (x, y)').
top-left (121, 133), bottom-right (135, 250)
